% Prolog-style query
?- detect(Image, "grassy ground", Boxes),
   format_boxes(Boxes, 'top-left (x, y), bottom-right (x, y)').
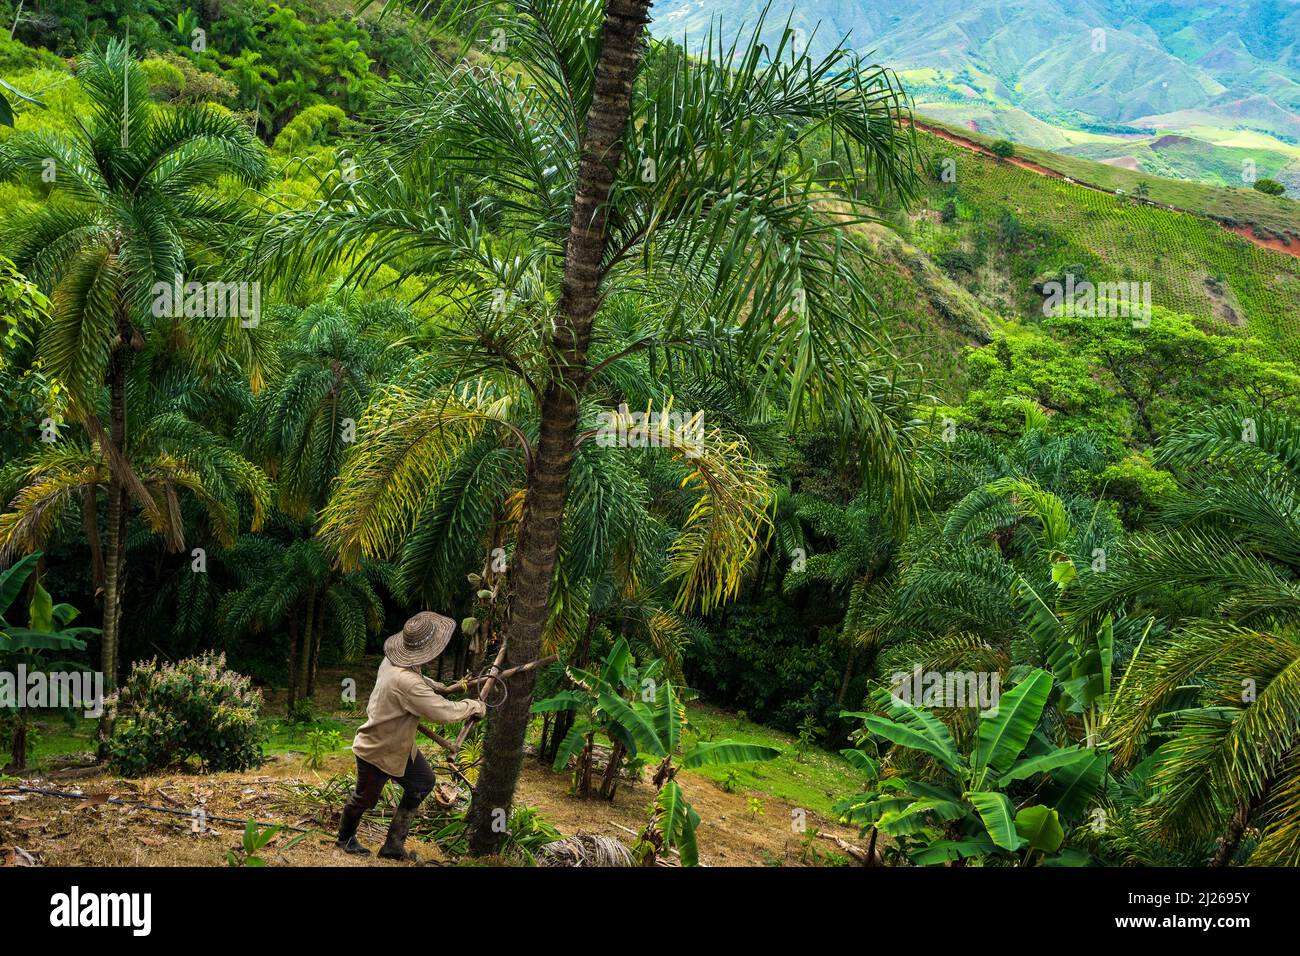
top-left (681, 703), bottom-right (867, 819)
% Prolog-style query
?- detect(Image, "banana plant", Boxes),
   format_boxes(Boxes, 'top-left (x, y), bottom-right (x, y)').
top-left (613, 681), bottom-right (780, 867)
top-left (1, 552), bottom-right (98, 769)
top-left (533, 637), bottom-right (667, 799)
top-left (1016, 571), bottom-right (1155, 748)
top-left (837, 668), bottom-right (1106, 865)
top-left (535, 637), bottom-right (780, 864)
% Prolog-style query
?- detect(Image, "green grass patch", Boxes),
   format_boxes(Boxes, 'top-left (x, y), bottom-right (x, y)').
top-left (681, 703), bottom-right (868, 819)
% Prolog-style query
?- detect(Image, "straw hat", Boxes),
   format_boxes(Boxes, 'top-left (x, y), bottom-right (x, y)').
top-left (384, 611), bottom-right (456, 667)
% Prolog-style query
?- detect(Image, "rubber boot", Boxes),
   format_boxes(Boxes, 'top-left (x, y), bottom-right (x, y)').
top-left (335, 804), bottom-right (370, 855)
top-left (378, 805), bottom-right (419, 861)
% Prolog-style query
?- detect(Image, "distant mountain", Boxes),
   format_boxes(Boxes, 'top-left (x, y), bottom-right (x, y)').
top-left (650, 0), bottom-right (1300, 190)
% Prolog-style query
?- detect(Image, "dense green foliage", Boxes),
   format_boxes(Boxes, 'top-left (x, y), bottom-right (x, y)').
top-left (1, 0), bottom-right (1299, 867)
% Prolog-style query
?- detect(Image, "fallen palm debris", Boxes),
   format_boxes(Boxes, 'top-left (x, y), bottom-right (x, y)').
top-left (3, 783), bottom-right (315, 833)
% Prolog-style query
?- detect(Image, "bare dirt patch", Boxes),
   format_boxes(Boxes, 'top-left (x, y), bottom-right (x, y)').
top-left (2, 749), bottom-right (864, 867)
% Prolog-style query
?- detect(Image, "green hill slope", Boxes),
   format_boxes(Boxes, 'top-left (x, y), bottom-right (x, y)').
top-left (912, 116), bottom-right (1300, 239)
top-left (901, 130), bottom-right (1300, 359)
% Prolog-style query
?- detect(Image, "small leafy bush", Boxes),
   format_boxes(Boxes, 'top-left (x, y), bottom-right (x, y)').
top-left (272, 103), bottom-right (347, 154)
top-left (304, 727), bottom-right (343, 769)
top-left (108, 653), bottom-right (264, 776)
top-left (937, 249), bottom-right (977, 274)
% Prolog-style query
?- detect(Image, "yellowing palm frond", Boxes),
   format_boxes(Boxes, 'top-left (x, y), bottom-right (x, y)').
top-left (319, 379), bottom-right (523, 570)
top-left (0, 443), bottom-right (106, 562)
top-left (643, 407), bottom-right (772, 613)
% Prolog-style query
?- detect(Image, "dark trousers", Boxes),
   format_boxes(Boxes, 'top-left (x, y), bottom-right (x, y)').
top-left (345, 752), bottom-right (436, 814)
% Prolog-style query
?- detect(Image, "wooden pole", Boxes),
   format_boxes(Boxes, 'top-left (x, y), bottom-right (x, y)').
top-left (417, 653), bottom-right (559, 756)
top-left (424, 654), bottom-right (558, 696)
top-left (453, 639), bottom-right (509, 750)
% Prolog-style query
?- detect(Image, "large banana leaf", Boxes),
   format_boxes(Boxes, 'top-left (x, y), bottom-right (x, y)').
top-left (1045, 748), bottom-right (1108, 819)
top-left (599, 637), bottom-right (632, 688)
top-left (877, 689), bottom-right (960, 761)
top-left (864, 715), bottom-right (963, 776)
top-left (0, 553), bottom-right (41, 620)
top-left (606, 719), bottom-right (639, 758)
top-left (973, 668), bottom-right (1053, 779)
top-left (910, 836), bottom-right (995, 866)
top-left (656, 780), bottom-right (700, 867)
top-left (550, 721), bottom-right (595, 773)
top-left (531, 691), bottom-right (587, 713)
top-left (902, 779), bottom-right (964, 803)
top-left (878, 798), bottom-right (967, 837)
top-left (998, 745), bottom-right (1096, 786)
top-left (1014, 805), bottom-right (1065, 853)
top-left (29, 582), bottom-right (54, 632)
top-left (682, 740), bottom-right (780, 768)
top-left (0, 628), bottom-right (92, 652)
top-left (835, 794), bottom-right (913, 829)
top-left (596, 691), bottom-right (664, 757)
top-left (841, 748), bottom-right (880, 779)
top-left (653, 680), bottom-right (684, 755)
top-left (966, 791), bottom-right (1024, 851)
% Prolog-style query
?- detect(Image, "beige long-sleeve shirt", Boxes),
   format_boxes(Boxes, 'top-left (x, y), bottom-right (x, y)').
top-left (351, 659), bottom-right (482, 776)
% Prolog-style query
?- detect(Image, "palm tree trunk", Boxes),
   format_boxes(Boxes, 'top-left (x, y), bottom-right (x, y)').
top-left (9, 714), bottom-right (28, 771)
top-left (464, 0), bottom-right (651, 856)
top-left (538, 712), bottom-right (552, 762)
top-left (96, 353), bottom-right (130, 758)
top-left (298, 589), bottom-right (316, 710)
top-left (307, 621), bottom-right (323, 699)
top-left (836, 645), bottom-right (860, 708)
top-left (307, 580), bottom-right (328, 699)
top-left (84, 485), bottom-right (105, 591)
top-left (286, 605), bottom-right (300, 713)
top-left (1209, 788), bottom-right (1267, 867)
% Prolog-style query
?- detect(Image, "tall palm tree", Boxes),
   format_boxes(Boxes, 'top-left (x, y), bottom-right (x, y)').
top-left (781, 491), bottom-right (898, 707)
top-left (240, 292), bottom-right (419, 521)
top-left (881, 417), bottom-right (1114, 665)
top-left (0, 39), bottom-right (268, 694)
top-left (257, 0), bottom-right (919, 852)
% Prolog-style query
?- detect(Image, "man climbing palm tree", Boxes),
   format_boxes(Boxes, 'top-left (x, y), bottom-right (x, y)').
top-left (336, 612), bottom-right (485, 861)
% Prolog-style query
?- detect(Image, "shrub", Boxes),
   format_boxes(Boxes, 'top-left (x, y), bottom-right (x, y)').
top-left (687, 599), bottom-right (858, 741)
top-left (1252, 178), bottom-right (1285, 196)
top-left (152, 52), bottom-right (237, 105)
top-left (937, 249), bottom-right (977, 274)
top-left (272, 104), bottom-right (347, 154)
top-left (990, 139), bottom-right (1015, 159)
top-left (141, 56), bottom-right (186, 99)
top-left (108, 653), bottom-right (264, 776)
top-left (940, 198), bottom-right (958, 223)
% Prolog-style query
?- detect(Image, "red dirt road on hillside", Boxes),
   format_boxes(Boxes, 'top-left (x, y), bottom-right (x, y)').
top-left (903, 118), bottom-right (1300, 261)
